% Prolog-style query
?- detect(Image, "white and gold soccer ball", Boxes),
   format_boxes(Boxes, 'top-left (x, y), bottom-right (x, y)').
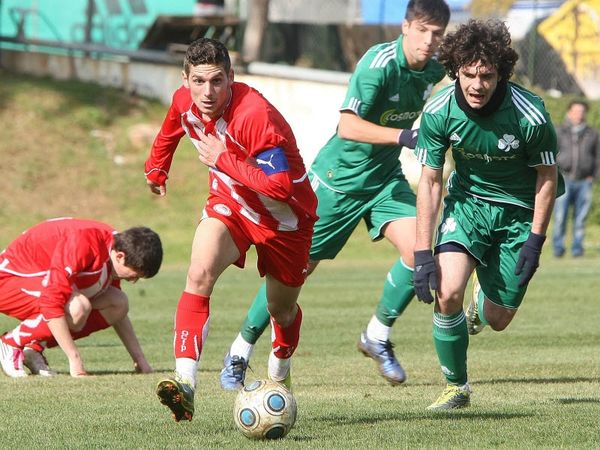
top-left (233, 379), bottom-right (297, 440)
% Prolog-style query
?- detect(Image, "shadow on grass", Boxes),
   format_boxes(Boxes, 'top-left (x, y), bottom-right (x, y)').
top-left (476, 376), bottom-right (600, 385)
top-left (317, 410), bottom-right (532, 425)
top-left (554, 397), bottom-right (600, 404)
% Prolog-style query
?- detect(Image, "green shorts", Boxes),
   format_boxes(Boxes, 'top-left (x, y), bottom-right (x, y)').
top-left (435, 191), bottom-right (534, 309)
top-left (309, 173), bottom-right (416, 260)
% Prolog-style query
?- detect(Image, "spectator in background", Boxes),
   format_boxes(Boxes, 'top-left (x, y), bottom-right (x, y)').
top-left (195, 0), bottom-right (225, 16)
top-left (552, 100), bottom-right (600, 257)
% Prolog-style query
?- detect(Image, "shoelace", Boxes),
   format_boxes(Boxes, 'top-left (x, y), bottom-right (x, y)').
top-left (230, 356), bottom-right (249, 380)
top-left (378, 340), bottom-right (396, 358)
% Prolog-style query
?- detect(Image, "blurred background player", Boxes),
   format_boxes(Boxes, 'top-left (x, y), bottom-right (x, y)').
top-left (144, 38), bottom-right (317, 422)
top-left (219, 0), bottom-right (450, 390)
top-left (413, 19), bottom-right (564, 409)
top-left (0, 217), bottom-right (163, 377)
top-left (552, 99), bottom-right (600, 258)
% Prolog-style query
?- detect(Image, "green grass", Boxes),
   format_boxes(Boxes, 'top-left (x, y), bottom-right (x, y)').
top-left (1, 249), bottom-right (599, 449)
top-left (1, 68), bottom-right (600, 449)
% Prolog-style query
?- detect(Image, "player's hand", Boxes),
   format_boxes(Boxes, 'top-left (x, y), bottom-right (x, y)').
top-left (398, 129), bottom-right (419, 149)
top-left (413, 250), bottom-right (437, 304)
top-left (515, 232), bottom-right (546, 287)
top-left (69, 359), bottom-right (89, 377)
top-left (197, 130), bottom-right (226, 167)
top-left (146, 179), bottom-right (166, 196)
top-left (133, 360), bottom-right (153, 374)
top-left (144, 169), bottom-right (168, 196)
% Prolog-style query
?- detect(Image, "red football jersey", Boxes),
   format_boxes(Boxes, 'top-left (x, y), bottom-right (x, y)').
top-left (0, 218), bottom-right (119, 320)
top-left (145, 82), bottom-right (317, 231)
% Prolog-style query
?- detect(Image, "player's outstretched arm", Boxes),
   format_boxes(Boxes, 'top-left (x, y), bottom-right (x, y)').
top-left (47, 316), bottom-right (88, 377)
top-left (338, 111), bottom-right (414, 147)
top-left (112, 315), bottom-right (153, 374)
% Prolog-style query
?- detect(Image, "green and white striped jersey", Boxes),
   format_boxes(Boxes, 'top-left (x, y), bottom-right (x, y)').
top-left (415, 82), bottom-right (564, 209)
top-left (310, 35), bottom-right (446, 196)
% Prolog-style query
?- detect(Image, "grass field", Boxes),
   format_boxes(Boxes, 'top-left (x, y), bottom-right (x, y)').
top-left (1, 243), bottom-right (599, 449)
top-left (1, 70), bottom-right (600, 449)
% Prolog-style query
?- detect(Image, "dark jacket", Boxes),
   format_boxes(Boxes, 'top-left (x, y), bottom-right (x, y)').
top-left (556, 120), bottom-right (600, 181)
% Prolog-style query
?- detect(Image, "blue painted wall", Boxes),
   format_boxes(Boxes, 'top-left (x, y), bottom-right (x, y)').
top-left (0, 0), bottom-right (195, 49)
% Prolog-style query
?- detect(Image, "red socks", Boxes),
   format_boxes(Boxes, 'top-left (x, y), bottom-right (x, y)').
top-left (271, 305), bottom-right (302, 359)
top-left (173, 291), bottom-right (210, 361)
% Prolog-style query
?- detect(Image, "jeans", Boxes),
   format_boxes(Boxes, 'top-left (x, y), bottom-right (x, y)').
top-left (552, 178), bottom-right (593, 256)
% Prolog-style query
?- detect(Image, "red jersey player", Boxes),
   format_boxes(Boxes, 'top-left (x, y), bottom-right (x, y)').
top-left (145, 38), bottom-right (317, 422)
top-left (0, 217), bottom-right (163, 378)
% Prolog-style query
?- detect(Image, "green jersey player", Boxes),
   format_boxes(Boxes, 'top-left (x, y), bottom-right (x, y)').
top-left (412, 19), bottom-right (564, 409)
top-left (220, 0), bottom-right (451, 390)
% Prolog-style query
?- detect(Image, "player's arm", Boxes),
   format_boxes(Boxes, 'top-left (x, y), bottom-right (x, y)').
top-left (46, 317), bottom-right (87, 377)
top-left (531, 164), bottom-right (558, 236)
top-left (144, 94), bottom-right (187, 196)
top-left (415, 166), bottom-right (444, 250)
top-left (197, 131), bottom-right (293, 201)
top-left (338, 111), bottom-right (415, 147)
top-left (112, 315), bottom-right (152, 373)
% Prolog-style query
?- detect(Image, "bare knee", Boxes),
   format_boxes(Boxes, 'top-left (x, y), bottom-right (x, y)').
top-left (66, 293), bottom-right (92, 331)
top-left (186, 265), bottom-right (218, 294)
top-left (484, 300), bottom-right (517, 331)
top-left (268, 303), bottom-right (296, 328)
top-left (90, 287), bottom-right (129, 325)
top-left (436, 290), bottom-right (465, 315)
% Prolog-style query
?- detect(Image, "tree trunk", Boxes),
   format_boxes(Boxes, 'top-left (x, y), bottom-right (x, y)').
top-left (242, 0), bottom-right (269, 64)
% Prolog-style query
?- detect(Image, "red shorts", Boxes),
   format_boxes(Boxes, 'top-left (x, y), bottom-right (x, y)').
top-left (203, 198), bottom-right (314, 287)
top-left (0, 274), bottom-right (43, 320)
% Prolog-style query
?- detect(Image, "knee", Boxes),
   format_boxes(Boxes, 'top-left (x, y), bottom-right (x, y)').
top-left (268, 303), bottom-right (295, 328)
top-left (436, 290), bottom-right (464, 314)
top-left (186, 265), bottom-right (217, 293)
top-left (67, 294), bottom-right (93, 331)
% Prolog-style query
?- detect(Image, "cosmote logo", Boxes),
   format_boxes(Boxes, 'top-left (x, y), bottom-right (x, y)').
top-left (379, 109), bottom-right (420, 125)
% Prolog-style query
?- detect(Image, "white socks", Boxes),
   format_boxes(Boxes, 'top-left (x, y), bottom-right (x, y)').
top-left (175, 357), bottom-right (198, 387)
top-left (366, 315), bottom-right (391, 342)
top-left (229, 333), bottom-right (255, 361)
top-left (268, 351), bottom-right (291, 381)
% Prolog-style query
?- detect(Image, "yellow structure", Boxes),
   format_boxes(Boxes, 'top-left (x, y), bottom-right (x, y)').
top-left (538, 0), bottom-right (600, 97)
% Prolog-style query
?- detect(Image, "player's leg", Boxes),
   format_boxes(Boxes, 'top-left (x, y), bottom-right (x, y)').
top-left (467, 210), bottom-right (532, 335)
top-left (222, 179), bottom-right (358, 389)
top-left (265, 275), bottom-right (302, 389)
top-left (571, 179), bottom-right (592, 257)
top-left (157, 217), bottom-right (241, 421)
top-left (551, 180), bottom-right (571, 257)
top-left (428, 249), bottom-right (475, 410)
top-left (357, 179), bottom-right (416, 385)
top-left (221, 259), bottom-right (320, 390)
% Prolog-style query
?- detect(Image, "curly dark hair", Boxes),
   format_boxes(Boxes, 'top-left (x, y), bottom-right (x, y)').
top-left (183, 38), bottom-right (231, 75)
top-left (438, 19), bottom-right (519, 81)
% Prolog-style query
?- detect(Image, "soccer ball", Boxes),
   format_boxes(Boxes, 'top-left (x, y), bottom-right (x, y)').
top-left (233, 379), bottom-right (297, 440)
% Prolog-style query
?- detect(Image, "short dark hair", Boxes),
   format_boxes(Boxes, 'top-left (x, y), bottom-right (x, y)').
top-left (183, 38), bottom-right (231, 75)
top-left (405, 0), bottom-right (451, 28)
top-left (438, 19), bottom-right (519, 81)
top-left (113, 227), bottom-right (163, 278)
top-left (568, 99), bottom-right (589, 112)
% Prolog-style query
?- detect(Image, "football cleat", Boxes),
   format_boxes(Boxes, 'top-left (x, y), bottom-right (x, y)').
top-left (427, 383), bottom-right (471, 410)
top-left (466, 275), bottom-right (485, 335)
top-left (23, 348), bottom-right (56, 376)
top-left (220, 352), bottom-right (248, 391)
top-left (357, 331), bottom-right (406, 385)
top-left (0, 339), bottom-right (27, 378)
top-left (156, 376), bottom-right (195, 422)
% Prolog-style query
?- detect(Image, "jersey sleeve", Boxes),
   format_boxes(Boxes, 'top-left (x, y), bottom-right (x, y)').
top-left (414, 111), bottom-right (449, 169)
top-left (38, 230), bottom-right (107, 320)
top-left (215, 110), bottom-right (293, 201)
top-left (339, 52), bottom-right (385, 118)
top-left (144, 90), bottom-right (187, 185)
top-left (524, 118), bottom-right (558, 167)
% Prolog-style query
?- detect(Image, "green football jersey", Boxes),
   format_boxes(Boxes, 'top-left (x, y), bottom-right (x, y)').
top-left (310, 35), bottom-right (446, 196)
top-left (415, 82), bottom-right (564, 209)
